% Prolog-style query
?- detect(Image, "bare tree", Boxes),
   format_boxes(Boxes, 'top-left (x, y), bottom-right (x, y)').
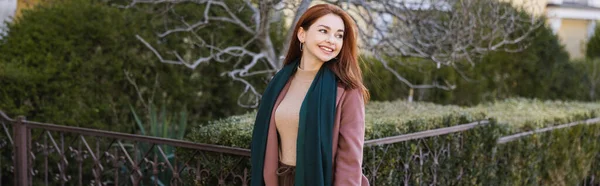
top-left (325, 0), bottom-right (542, 101)
top-left (115, 0), bottom-right (313, 108)
top-left (117, 0), bottom-right (541, 106)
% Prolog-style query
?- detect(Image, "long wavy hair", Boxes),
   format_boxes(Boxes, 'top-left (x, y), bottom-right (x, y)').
top-left (283, 4), bottom-right (370, 103)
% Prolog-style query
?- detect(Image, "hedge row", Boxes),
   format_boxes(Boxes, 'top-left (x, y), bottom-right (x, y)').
top-left (185, 98), bottom-right (600, 185)
top-left (189, 98), bottom-right (600, 145)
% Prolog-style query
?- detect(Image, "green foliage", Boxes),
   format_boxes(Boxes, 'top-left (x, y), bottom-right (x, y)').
top-left (587, 23), bottom-right (600, 59)
top-left (130, 104), bottom-right (188, 140)
top-left (466, 98), bottom-right (600, 132)
top-left (494, 124), bottom-right (600, 185)
top-left (128, 104), bottom-right (188, 185)
top-left (362, 19), bottom-right (591, 105)
top-left (0, 0), bottom-right (251, 132)
top-left (106, 0), bottom-right (284, 106)
top-left (571, 58), bottom-right (600, 101)
top-left (189, 98), bottom-right (600, 144)
top-left (186, 98), bottom-right (600, 185)
top-left (360, 56), bottom-right (429, 102)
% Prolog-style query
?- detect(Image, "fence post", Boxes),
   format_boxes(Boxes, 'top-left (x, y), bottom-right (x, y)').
top-left (13, 116), bottom-right (29, 186)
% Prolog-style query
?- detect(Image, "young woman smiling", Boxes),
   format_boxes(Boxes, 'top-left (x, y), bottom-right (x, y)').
top-left (251, 4), bottom-right (370, 186)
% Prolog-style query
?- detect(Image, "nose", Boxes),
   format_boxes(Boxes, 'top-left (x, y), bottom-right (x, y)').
top-left (326, 34), bottom-right (335, 44)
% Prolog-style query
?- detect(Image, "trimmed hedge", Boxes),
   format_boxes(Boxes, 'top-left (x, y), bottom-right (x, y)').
top-left (185, 98), bottom-right (600, 185)
top-left (189, 98), bottom-right (600, 144)
top-left (467, 98), bottom-right (600, 132)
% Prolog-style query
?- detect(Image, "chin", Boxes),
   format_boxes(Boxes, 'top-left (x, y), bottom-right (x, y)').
top-left (318, 56), bottom-right (335, 62)
top-left (319, 58), bottom-right (332, 62)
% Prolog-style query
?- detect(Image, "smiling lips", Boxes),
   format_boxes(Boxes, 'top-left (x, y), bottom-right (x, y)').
top-left (319, 45), bottom-right (334, 55)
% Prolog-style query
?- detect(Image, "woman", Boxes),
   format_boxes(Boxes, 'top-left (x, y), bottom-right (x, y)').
top-left (251, 3), bottom-right (370, 186)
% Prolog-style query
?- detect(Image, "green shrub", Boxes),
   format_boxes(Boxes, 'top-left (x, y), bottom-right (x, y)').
top-left (185, 98), bottom-right (600, 185)
top-left (493, 124), bottom-right (600, 185)
top-left (587, 23), bottom-right (600, 60)
top-left (0, 0), bottom-right (251, 132)
top-left (362, 19), bottom-right (589, 105)
top-left (572, 58), bottom-right (600, 101)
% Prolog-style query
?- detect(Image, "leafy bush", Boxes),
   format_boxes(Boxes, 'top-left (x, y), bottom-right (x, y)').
top-left (186, 98), bottom-right (600, 185)
top-left (571, 59), bottom-right (600, 101)
top-left (190, 98), bottom-right (600, 144)
top-left (493, 124), bottom-right (600, 185)
top-left (126, 104), bottom-right (188, 185)
top-left (587, 23), bottom-right (600, 60)
top-left (362, 20), bottom-right (589, 105)
top-left (0, 0), bottom-right (251, 132)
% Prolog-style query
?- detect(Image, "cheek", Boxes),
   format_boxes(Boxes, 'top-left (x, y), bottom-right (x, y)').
top-left (312, 34), bottom-right (328, 43)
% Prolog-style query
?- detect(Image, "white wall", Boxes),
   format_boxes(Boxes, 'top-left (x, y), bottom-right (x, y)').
top-left (590, 0), bottom-right (600, 7)
top-left (0, 0), bottom-right (17, 37)
top-left (546, 6), bottom-right (600, 20)
top-left (589, 20), bottom-right (597, 39)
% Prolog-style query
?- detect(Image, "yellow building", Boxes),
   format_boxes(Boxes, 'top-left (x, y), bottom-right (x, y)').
top-left (2, 0), bottom-right (45, 18)
top-left (516, 0), bottom-right (600, 59)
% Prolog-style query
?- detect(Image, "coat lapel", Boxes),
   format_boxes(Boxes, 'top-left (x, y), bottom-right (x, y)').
top-left (263, 79), bottom-right (293, 185)
top-left (263, 80), bottom-right (346, 186)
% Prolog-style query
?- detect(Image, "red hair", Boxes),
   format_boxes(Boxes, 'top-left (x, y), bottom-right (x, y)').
top-left (283, 4), bottom-right (370, 103)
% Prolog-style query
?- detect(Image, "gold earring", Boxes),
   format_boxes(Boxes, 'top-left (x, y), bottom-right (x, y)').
top-left (300, 42), bottom-right (303, 51)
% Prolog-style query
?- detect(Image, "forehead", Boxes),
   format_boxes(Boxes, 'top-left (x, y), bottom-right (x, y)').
top-left (312, 14), bottom-right (345, 31)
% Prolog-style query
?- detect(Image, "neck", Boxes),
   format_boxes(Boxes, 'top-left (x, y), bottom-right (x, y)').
top-left (299, 53), bottom-right (324, 71)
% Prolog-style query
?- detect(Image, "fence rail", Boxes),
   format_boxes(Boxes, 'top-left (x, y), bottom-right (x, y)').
top-left (0, 111), bottom-right (251, 186)
top-left (364, 120), bottom-right (490, 146)
top-left (1, 110), bottom-right (599, 185)
top-left (497, 117), bottom-right (600, 144)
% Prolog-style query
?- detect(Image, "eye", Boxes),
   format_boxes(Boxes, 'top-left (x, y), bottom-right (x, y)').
top-left (336, 34), bottom-right (344, 39)
top-left (319, 29), bottom-right (327, 34)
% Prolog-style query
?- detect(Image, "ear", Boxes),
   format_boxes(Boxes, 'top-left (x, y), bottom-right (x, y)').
top-left (297, 27), bottom-right (306, 43)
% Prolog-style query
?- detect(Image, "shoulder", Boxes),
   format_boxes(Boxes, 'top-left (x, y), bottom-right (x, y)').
top-left (337, 83), bottom-right (364, 108)
top-left (337, 83), bottom-right (362, 99)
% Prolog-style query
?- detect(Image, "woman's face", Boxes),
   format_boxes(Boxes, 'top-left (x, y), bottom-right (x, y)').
top-left (298, 13), bottom-right (345, 63)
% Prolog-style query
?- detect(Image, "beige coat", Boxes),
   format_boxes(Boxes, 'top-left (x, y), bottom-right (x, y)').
top-left (262, 80), bottom-right (370, 186)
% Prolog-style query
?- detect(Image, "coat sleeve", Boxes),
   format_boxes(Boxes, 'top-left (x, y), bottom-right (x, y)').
top-left (334, 89), bottom-right (366, 186)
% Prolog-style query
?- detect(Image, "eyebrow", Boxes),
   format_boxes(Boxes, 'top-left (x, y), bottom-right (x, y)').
top-left (318, 25), bottom-right (344, 32)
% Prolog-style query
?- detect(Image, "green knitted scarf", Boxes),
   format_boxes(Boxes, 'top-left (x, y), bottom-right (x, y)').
top-left (251, 58), bottom-right (337, 186)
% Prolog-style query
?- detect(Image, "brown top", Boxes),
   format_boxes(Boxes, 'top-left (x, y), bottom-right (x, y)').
top-left (274, 66), bottom-right (318, 166)
top-left (262, 78), bottom-right (370, 186)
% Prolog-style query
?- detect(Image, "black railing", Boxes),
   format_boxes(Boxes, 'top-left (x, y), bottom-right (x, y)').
top-left (0, 111), bottom-right (250, 186)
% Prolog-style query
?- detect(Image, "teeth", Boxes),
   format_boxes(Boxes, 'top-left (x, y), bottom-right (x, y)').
top-left (320, 46), bottom-right (333, 52)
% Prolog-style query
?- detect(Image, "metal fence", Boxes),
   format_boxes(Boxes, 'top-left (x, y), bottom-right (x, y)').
top-left (360, 117), bottom-right (600, 185)
top-left (1, 110), bottom-right (599, 185)
top-left (0, 111), bottom-right (251, 186)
